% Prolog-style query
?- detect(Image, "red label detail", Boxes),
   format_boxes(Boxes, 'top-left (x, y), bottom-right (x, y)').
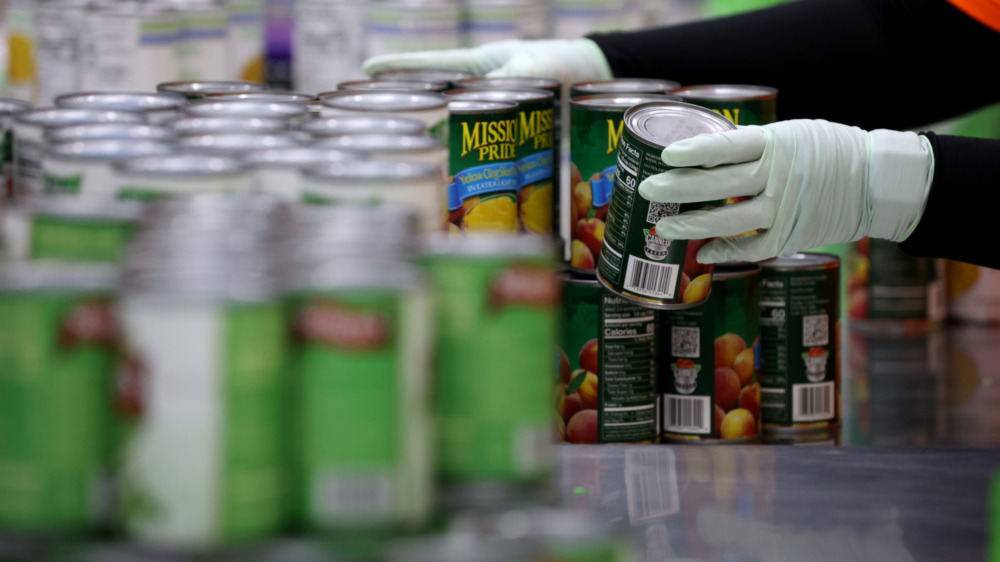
top-left (59, 299), bottom-right (117, 348)
top-left (490, 266), bottom-right (558, 309)
top-left (297, 301), bottom-right (388, 350)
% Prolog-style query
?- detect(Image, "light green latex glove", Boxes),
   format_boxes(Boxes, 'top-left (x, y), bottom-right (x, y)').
top-left (637, 119), bottom-right (935, 264)
top-left (363, 39), bottom-right (613, 86)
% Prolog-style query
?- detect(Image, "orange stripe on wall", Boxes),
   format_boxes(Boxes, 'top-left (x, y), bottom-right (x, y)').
top-left (948, 0), bottom-right (1000, 32)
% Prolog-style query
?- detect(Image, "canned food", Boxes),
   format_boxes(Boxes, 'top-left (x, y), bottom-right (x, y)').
top-left (759, 253), bottom-right (840, 435)
top-left (366, 0), bottom-right (463, 59)
top-left (558, 273), bottom-right (657, 444)
top-left (54, 92), bottom-right (188, 124)
top-left (184, 100), bottom-right (311, 126)
top-left (567, 94), bottom-right (671, 274)
top-left (13, 109), bottom-right (145, 197)
top-left (45, 123), bottom-right (177, 144)
top-left (423, 235), bottom-right (557, 505)
top-left (658, 263), bottom-right (761, 443)
top-left (81, 1), bottom-right (180, 93)
top-left (205, 90), bottom-right (317, 104)
top-left (948, 261), bottom-right (1000, 323)
top-left (175, 3), bottom-right (229, 82)
top-left (300, 115), bottom-right (427, 138)
top-left (243, 147), bottom-right (362, 200)
top-left (34, 0), bottom-right (89, 105)
top-left (672, 85), bottom-right (778, 126)
top-left (284, 259), bottom-right (433, 533)
top-left (372, 68), bottom-right (477, 88)
top-left (42, 139), bottom-right (174, 196)
top-left (300, 161), bottom-right (441, 233)
top-left (1, 194), bottom-right (143, 262)
top-left (292, 0), bottom-right (367, 96)
top-left (446, 89), bottom-right (556, 236)
top-left (277, 203), bottom-right (418, 268)
top-left (847, 238), bottom-right (945, 334)
top-left (176, 132), bottom-right (302, 154)
top-left (337, 79), bottom-right (449, 92)
top-left (227, 0), bottom-right (265, 82)
top-left (570, 79), bottom-right (680, 98)
top-left (156, 80), bottom-right (268, 100)
top-left (112, 154), bottom-right (251, 200)
top-left (167, 115), bottom-right (290, 136)
top-left (597, 101), bottom-right (735, 309)
top-left (0, 99), bottom-right (34, 198)
top-left (464, 0), bottom-right (548, 45)
top-left (318, 91), bottom-right (449, 143)
top-left (446, 100), bottom-right (519, 235)
top-left (315, 134), bottom-right (447, 192)
top-left (0, 262), bottom-right (118, 533)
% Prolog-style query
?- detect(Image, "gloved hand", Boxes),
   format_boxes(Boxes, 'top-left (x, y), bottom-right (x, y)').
top-left (637, 119), bottom-right (935, 264)
top-left (363, 39), bottom-right (613, 87)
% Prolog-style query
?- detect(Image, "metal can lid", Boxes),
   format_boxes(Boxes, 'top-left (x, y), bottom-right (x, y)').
top-left (447, 100), bottom-right (518, 114)
top-left (18, 194), bottom-right (144, 221)
top-left (46, 139), bottom-right (174, 161)
top-left (445, 88), bottom-right (553, 103)
top-left (457, 77), bottom-right (561, 92)
top-left (336, 79), bottom-right (449, 92)
top-left (320, 91), bottom-right (448, 112)
top-left (205, 91), bottom-right (316, 104)
top-left (572, 78), bottom-right (680, 94)
top-left (673, 84), bottom-right (778, 101)
top-left (315, 134), bottom-right (441, 153)
top-left (372, 68), bottom-right (477, 84)
top-left (0, 97), bottom-right (33, 115)
top-left (386, 534), bottom-right (540, 562)
top-left (424, 233), bottom-right (555, 259)
top-left (760, 252), bottom-right (840, 271)
top-left (157, 80), bottom-right (268, 97)
top-left (55, 91), bottom-right (186, 113)
top-left (284, 258), bottom-right (424, 293)
top-left (15, 108), bottom-right (146, 128)
top-left (562, 270), bottom-right (599, 287)
top-left (569, 93), bottom-right (677, 111)
top-left (0, 262), bottom-right (117, 292)
top-left (166, 116), bottom-right (290, 135)
top-left (303, 160), bottom-right (439, 182)
top-left (299, 115), bottom-right (427, 137)
top-left (45, 123), bottom-right (176, 143)
top-left (287, 201), bottom-right (417, 230)
top-left (184, 100), bottom-right (310, 120)
top-left (243, 147), bottom-right (363, 167)
top-left (712, 262), bottom-right (762, 280)
top-left (176, 132), bottom-right (302, 152)
top-left (113, 154), bottom-right (247, 177)
top-left (624, 100), bottom-right (737, 150)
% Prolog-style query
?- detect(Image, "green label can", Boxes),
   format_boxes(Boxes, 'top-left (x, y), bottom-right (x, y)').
top-left (567, 94), bottom-right (672, 274)
top-left (658, 264), bottom-right (761, 443)
top-left (597, 101), bottom-right (735, 309)
top-left (0, 264), bottom-right (117, 533)
top-left (569, 79), bottom-right (679, 99)
top-left (673, 85), bottom-right (778, 126)
top-left (558, 274), bottom-right (657, 444)
top-left (759, 253), bottom-right (840, 433)
top-left (446, 100), bottom-right (520, 235)
top-left (423, 237), bottom-right (557, 499)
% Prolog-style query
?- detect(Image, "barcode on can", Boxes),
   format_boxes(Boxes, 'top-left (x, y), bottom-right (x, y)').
top-left (623, 256), bottom-right (678, 299)
top-left (663, 395), bottom-right (710, 434)
top-left (792, 382), bottom-right (835, 422)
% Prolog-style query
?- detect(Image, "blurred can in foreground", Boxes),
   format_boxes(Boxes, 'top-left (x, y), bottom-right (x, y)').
top-left (319, 91), bottom-right (449, 143)
top-left (0, 263), bottom-right (118, 534)
top-left (111, 154), bottom-right (252, 200)
top-left (947, 260), bottom-right (1000, 324)
top-left (423, 236), bottom-right (558, 508)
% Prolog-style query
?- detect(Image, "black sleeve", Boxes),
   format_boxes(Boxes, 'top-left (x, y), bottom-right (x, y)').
top-left (898, 133), bottom-right (1000, 268)
top-left (588, 0), bottom-right (1000, 131)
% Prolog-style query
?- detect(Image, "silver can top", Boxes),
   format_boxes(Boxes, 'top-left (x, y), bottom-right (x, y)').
top-left (372, 68), bottom-right (476, 85)
top-left (445, 88), bottom-right (553, 103)
top-left (320, 91), bottom-right (448, 112)
top-left (205, 91), bottom-right (317, 104)
top-left (572, 78), bottom-right (680, 94)
top-left (673, 84), bottom-right (778, 101)
top-left (446, 100), bottom-right (518, 114)
top-left (623, 100), bottom-right (736, 150)
top-left (242, 147), bottom-right (364, 167)
top-left (184, 100), bottom-right (310, 120)
top-left (45, 139), bottom-right (175, 161)
top-left (570, 93), bottom-right (677, 111)
top-left (315, 134), bottom-right (441, 154)
top-left (15, 108), bottom-right (146, 129)
top-left (299, 115), bottom-right (427, 137)
top-left (55, 91), bottom-right (186, 113)
top-left (45, 123), bottom-right (177, 143)
top-left (156, 80), bottom-right (268, 99)
top-left (336, 79), bottom-right (449, 93)
top-left (113, 154), bottom-right (248, 177)
top-left (457, 76), bottom-right (561, 93)
top-left (166, 116), bottom-right (290, 135)
top-left (303, 161), bottom-right (440, 183)
top-left (0, 97), bottom-right (33, 116)
top-left (176, 132), bottom-right (302, 153)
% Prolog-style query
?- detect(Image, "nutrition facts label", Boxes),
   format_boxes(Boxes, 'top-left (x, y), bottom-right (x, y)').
top-left (599, 293), bottom-right (657, 442)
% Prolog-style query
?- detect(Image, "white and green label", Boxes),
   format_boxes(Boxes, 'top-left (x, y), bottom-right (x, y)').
top-left (29, 215), bottom-right (135, 262)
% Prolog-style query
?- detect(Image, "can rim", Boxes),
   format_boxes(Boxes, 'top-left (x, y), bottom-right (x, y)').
top-left (445, 88), bottom-right (554, 102)
top-left (243, 147), bottom-right (364, 166)
top-left (113, 154), bottom-right (248, 176)
top-left (303, 160), bottom-right (440, 182)
top-left (712, 262), bottom-right (762, 280)
top-left (624, 100), bottom-right (737, 150)
top-left (54, 91), bottom-right (187, 112)
top-left (569, 93), bottom-right (678, 110)
top-left (336, 79), bottom-right (449, 92)
top-left (166, 116), bottom-right (290, 134)
top-left (456, 76), bottom-right (561, 92)
top-left (15, 109), bottom-right (146, 127)
top-left (45, 139), bottom-right (174, 162)
top-left (372, 68), bottom-right (477, 84)
top-left (673, 84), bottom-right (779, 101)
top-left (446, 100), bottom-right (518, 113)
top-left (571, 78), bottom-right (681, 94)
top-left (45, 123), bottom-right (177, 143)
top-left (156, 80), bottom-right (268, 95)
top-left (176, 132), bottom-right (302, 151)
top-left (0, 98), bottom-right (35, 115)
top-left (320, 91), bottom-right (449, 112)
top-left (205, 91), bottom-right (317, 104)
top-left (316, 134), bottom-right (441, 153)
top-left (562, 271), bottom-right (600, 287)
top-left (184, 101), bottom-right (309, 119)
top-left (759, 252), bottom-right (839, 271)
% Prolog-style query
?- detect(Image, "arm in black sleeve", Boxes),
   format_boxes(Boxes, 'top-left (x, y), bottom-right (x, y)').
top-left (898, 133), bottom-right (1000, 269)
top-left (588, 0), bottom-right (1000, 130)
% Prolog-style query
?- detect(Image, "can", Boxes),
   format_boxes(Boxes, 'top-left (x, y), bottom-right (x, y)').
top-left (1, 194), bottom-right (143, 262)
top-left (300, 115), bottom-right (427, 138)
top-left (111, 154), bottom-right (251, 200)
top-left (55, 92), bottom-right (188, 124)
top-left (0, 262), bottom-right (118, 533)
top-left (553, 0), bottom-right (627, 40)
top-left (45, 123), bottom-right (177, 144)
top-left (13, 109), bottom-right (146, 197)
top-left (7, 0), bottom-right (40, 102)
top-left (387, 533), bottom-right (542, 562)
top-left (446, 89), bottom-right (556, 236)
top-left (558, 273), bottom-right (657, 444)
top-left (299, 161), bottom-right (442, 233)
top-left (206, 91), bottom-right (317, 105)
top-left (42, 139), bottom-right (175, 195)
top-left (183, 100), bottom-right (311, 126)
top-left (318, 91), bottom-right (449, 143)
top-left (227, 0), bottom-right (265, 81)
top-left (658, 263), bottom-right (761, 443)
top-left (372, 68), bottom-right (477, 88)
top-left (947, 261), bottom-right (1000, 323)
top-left (366, 0), bottom-right (463, 59)
top-left (758, 253), bottom-right (840, 435)
top-left (242, 147), bottom-right (362, 199)
top-left (570, 79), bottom-right (680, 98)
top-left (337, 79), bottom-right (449, 93)
top-left (464, 0), bottom-right (548, 46)
top-left (284, 259), bottom-right (433, 535)
top-left (176, 132), bottom-right (303, 154)
top-left (174, 1), bottom-right (230, 82)
top-left (34, 0), bottom-right (89, 105)
top-left (597, 101), bottom-right (735, 309)
top-left (422, 235), bottom-right (557, 506)
top-left (672, 85), bottom-right (778, 126)
top-left (315, 134), bottom-right (447, 193)
top-left (156, 80), bottom-right (269, 101)
top-left (846, 238), bottom-right (945, 335)
top-left (82, 1), bottom-right (180, 93)
top-left (445, 100), bottom-right (520, 235)
top-left (292, 0), bottom-right (367, 95)
top-left (567, 94), bottom-right (671, 274)
top-left (0, 99), bottom-right (34, 199)
top-left (167, 116), bottom-right (290, 136)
